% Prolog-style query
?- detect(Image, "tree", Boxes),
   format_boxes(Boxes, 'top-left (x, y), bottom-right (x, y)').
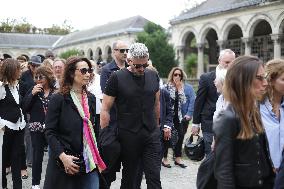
top-left (59, 49), bottom-right (81, 60)
top-left (185, 53), bottom-right (197, 78)
top-left (136, 22), bottom-right (177, 78)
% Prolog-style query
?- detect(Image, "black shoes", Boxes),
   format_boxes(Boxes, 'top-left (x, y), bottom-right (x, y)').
top-left (162, 162), bottom-right (172, 168)
top-left (174, 161), bottom-right (187, 168)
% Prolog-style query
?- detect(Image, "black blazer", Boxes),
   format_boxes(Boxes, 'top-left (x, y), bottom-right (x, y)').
top-left (23, 87), bottom-right (54, 124)
top-left (193, 71), bottom-right (218, 133)
top-left (213, 105), bottom-right (274, 189)
top-left (45, 92), bottom-right (96, 159)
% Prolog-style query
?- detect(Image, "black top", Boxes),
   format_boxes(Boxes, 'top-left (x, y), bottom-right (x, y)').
top-left (105, 68), bottom-right (159, 133)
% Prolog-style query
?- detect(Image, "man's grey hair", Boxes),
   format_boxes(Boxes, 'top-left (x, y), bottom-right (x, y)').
top-left (128, 43), bottom-right (149, 59)
top-left (219, 49), bottom-right (235, 60)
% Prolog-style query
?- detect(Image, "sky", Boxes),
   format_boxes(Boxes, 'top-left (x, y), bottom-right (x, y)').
top-left (0, 0), bottom-right (205, 31)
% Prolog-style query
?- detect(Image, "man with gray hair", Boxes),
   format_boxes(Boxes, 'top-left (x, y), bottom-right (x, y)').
top-left (100, 43), bottom-right (162, 188)
top-left (191, 49), bottom-right (235, 155)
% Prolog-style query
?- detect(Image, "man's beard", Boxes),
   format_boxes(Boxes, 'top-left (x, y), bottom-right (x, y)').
top-left (133, 71), bottom-right (144, 77)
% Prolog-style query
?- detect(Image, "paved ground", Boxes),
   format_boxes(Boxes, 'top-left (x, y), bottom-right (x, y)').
top-left (6, 128), bottom-right (201, 189)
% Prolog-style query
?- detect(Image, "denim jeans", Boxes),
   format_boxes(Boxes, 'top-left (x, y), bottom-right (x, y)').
top-left (81, 170), bottom-right (99, 189)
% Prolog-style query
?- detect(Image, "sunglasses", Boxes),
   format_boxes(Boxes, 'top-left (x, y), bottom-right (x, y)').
top-left (76, 68), bottom-right (94, 75)
top-left (173, 73), bottom-right (182, 77)
top-left (133, 63), bottom-right (149, 69)
top-left (255, 75), bottom-right (267, 81)
top-left (114, 49), bottom-right (129, 53)
top-left (34, 75), bottom-right (46, 80)
top-left (31, 63), bottom-right (40, 68)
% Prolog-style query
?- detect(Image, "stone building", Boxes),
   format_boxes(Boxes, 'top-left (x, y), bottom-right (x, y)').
top-left (0, 15), bottom-right (149, 63)
top-left (170, 0), bottom-right (284, 77)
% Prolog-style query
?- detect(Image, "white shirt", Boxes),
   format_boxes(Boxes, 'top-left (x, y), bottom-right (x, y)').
top-left (0, 82), bottom-right (26, 130)
top-left (88, 73), bottom-right (103, 114)
top-left (213, 94), bottom-right (228, 121)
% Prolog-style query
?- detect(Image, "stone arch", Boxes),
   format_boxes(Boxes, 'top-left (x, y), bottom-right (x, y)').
top-left (21, 54), bottom-right (30, 61)
top-left (0, 50), bottom-right (14, 58)
top-left (104, 45), bottom-right (112, 63)
top-left (179, 26), bottom-right (198, 46)
top-left (183, 31), bottom-right (198, 78)
top-left (276, 11), bottom-right (284, 34)
top-left (249, 19), bottom-right (273, 62)
top-left (222, 21), bottom-right (244, 56)
top-left (95, 47), bottom-right (102, 63)
top-left (87, 48), bottom-right (94, 60)
top-left (199, 24), bottom-right (219, 71)
top-left (246, 14), bottom-right (275, 37)
top-left (198, 23), bottom-right (220, 43)
top-left (220, 18), bottom-right (244, 40)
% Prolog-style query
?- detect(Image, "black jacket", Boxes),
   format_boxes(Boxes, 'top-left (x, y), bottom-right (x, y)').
top-left (213, 104), bottom-right (274, 189)
top-left (45, 92), bottom-right (96, 159)
top-left (23, 87), bottom-right (54, 124)
top-left (193, 71), bottom-right (218, 133)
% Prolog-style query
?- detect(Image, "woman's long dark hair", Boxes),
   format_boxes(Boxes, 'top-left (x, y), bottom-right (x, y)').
top-left (59, 56), bottom-right (92, 95)
top-left (223, 56), bottom-right (264, 139)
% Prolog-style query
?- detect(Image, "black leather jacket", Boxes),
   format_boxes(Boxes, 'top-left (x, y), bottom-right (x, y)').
top-left (213, 104), bottom-right (274, 189)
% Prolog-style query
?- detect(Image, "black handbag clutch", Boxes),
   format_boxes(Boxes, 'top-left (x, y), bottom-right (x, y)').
top-left (56, 149), bottom-right (86, 175)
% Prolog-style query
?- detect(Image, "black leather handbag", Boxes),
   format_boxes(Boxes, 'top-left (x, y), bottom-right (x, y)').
top-left (184, 134), bottom-right (205, 161)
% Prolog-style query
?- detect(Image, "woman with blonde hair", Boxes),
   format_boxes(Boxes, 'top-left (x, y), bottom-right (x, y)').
top-left (214, 56), bottom-right (274, 188)
top-left (260, 59), bottom-right (284, 171)
top-left (162, 67), bottom-right (195, 168)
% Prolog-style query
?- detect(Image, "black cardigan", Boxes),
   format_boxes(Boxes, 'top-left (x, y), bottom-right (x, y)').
top-left (44, 92), bottom-right (96, 159)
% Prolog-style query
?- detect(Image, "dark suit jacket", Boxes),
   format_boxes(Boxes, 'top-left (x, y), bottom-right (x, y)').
top-left (274, 151), bottom-right (284, 189)
top-left (45, 92), bottom-right (96, 158)
top-left (192, 71), bottom-right (218, 133)
top-left (160, 87), bottom-right (173, 129)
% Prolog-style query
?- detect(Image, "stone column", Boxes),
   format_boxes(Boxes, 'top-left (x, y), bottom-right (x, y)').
top-left (242, 37), bottom-right (252, 55)
top-left (271, 34), bottom-right (281, 59)
top-left (217, 40), bottom-right (225, 51)
top-left (197, 43), bottom-right (204, 78)
top-left (176, 45), bottom-right (185, 70)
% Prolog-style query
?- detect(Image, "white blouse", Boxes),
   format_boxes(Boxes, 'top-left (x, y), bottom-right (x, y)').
top-left (0, 81), bottom-right (26, 130)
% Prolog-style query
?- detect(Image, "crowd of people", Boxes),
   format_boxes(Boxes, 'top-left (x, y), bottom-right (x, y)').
top-left (0, 40), bottom-right (283, 189)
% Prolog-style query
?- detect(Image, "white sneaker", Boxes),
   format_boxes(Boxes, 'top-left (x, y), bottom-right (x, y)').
top-left (32, 185), bottom-right (40, 189)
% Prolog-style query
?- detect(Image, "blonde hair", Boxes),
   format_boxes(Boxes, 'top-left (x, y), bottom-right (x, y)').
top-left (261, 59), bottom-right (284, 103)
top-left (167, 67), bottom-right (187, 83)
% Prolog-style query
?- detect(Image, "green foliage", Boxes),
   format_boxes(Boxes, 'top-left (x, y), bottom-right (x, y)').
top-left (0, 18), bottom-right (72, 35)
top-left (185, 54), bottom-right (197, 78)
top-left (59, 49), bottom-right (81, 60)
top-left (136, 22), bottom-right (177, 77)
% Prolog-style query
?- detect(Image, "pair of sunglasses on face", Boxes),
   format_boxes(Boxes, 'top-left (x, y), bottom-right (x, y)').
top-left (76, 68), bottom-right (94, 75)
top-left (34, 75), bottom-right (46, 80)
top-left (114, 49), bottom-right (129, 53)
top-left (133, 63), bottom-right (149, 69)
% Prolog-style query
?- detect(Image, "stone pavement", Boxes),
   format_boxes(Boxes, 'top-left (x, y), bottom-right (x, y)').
top-left (6, 150), bottom-right (200, 189)
top-left (6, 128), bottom-right (201, 189)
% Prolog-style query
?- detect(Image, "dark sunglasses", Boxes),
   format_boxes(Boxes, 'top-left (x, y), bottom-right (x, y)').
top-left (34, 75), bottom-right (46, 80)
top-left (133, 63), bottom-right (149, 69)
top-left (173, 73), bottom-right (182, 77)
top-left (76, 68), bottom-right (94, 75)
top-left (31, 63), bottom-right (40, 68)
top-left (255, 75), bottom-right (267, 81)
top-left (114, 49), bottom-right (129, 53)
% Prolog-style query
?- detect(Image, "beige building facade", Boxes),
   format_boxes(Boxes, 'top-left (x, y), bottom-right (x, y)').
top-left (170, 0), bottom-right (284, 77)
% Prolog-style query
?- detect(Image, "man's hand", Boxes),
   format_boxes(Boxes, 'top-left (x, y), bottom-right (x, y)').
top-left (163, 128), bottom-right (171, 140)
top-left (191, 126), bottom-right (200, 136)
